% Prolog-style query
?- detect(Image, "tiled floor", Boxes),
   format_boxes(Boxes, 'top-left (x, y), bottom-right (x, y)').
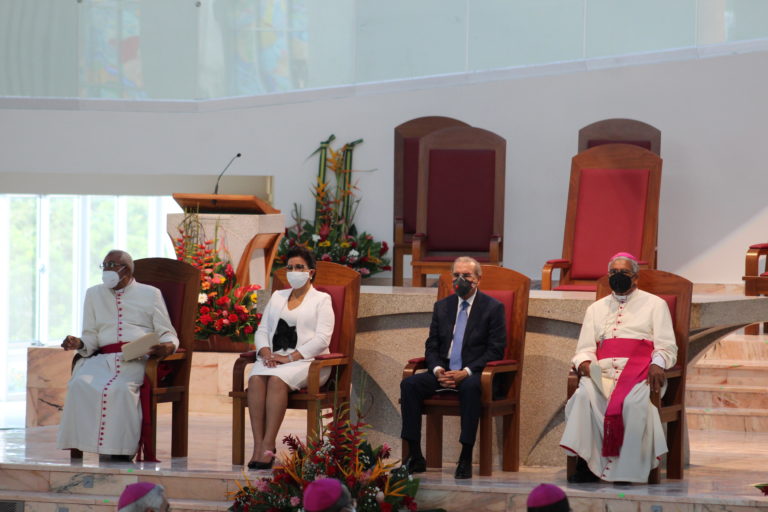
top-left (1, 412), bottom-right (768, 510)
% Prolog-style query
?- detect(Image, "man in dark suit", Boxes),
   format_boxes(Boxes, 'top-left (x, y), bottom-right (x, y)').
top-left (400, 256), bottom-right (507, 479)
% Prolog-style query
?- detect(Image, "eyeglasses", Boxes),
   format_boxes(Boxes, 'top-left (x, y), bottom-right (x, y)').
top-left (99, 262), bottom-right (126, 270)
top-left (451, 272), bottom-right (474, 280)
top-left (285, 264), bottom-right (308, 271)
top-left (608, 269), bottom-right (635, 277)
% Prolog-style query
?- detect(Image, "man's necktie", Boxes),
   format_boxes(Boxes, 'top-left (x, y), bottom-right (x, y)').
top-left (449, 300), bottom-right (469, 370)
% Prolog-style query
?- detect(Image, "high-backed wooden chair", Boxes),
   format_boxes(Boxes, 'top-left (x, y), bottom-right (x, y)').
top-left (402, 265), bottom-right (529, 476)
top-left (230, 261), bottom-right (361, 465)
top-left (742, 243), bottom-right (768, 333)
top-left (578, 118), bottom-right (661, 155)
top-left (541, 144), bottom-right (662, 292)
top-left (411, 126), bottom-right (506, 287)
top-left (394, 116), bottom-right (470, 287)
top-left (566, 269), bottom-right (691, 483)
top-left (70, 257), bottom-right (200, 461)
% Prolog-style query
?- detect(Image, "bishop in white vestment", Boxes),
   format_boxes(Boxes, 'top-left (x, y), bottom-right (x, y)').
top-left (560, 253), bottom-right (676, 483)
top-left (57, 251), bottom-right (178, 458)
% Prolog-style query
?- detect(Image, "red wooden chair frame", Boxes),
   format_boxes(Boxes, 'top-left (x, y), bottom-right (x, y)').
top-left (578, 118), bottom-right (661, 155)
top-left (565, 269), bottom-right (691, 483)
top-left (401, 265), bottom-right (529, 476)
top-left (230, 261), bottom-right (361, 465)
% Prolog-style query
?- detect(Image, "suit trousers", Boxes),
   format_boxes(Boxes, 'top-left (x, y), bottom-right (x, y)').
top-left (400, 371), bottom-right (482, 446)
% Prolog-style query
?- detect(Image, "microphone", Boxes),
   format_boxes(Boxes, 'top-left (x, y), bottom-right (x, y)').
top-left (213, 153), bottom-right (242, 195)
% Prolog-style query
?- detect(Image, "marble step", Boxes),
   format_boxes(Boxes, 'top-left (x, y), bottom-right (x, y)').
top-left (686, 383), bottom-right (768, 409)
top-left (686, 407), bottom-right (768, 432)
top-left (687, 359), bottom-right (768, 386)
top-left (699, 335), bottom-right (768, 360)
top-left (0, 489), bottom-right (230, 512)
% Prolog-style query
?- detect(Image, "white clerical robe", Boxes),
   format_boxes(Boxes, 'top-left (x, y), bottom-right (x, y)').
top-left (560, 289), bottom-right (677, 482)
top-left (57, 280), bottom-right (178, 455)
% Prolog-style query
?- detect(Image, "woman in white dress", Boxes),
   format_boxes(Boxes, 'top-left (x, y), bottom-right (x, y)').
top-left (247, 247), bottom-right (335, 469)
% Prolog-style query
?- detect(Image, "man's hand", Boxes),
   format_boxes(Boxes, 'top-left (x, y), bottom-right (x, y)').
top-left (576, 361), bottom-right (591, 379)
top-left (148, 342), bottom-right (175, 359)
top-left (445, 369), bottom-right (468, 386)
top-left (61, 335), bottom-right (83, 351)
top-left (647, 363), bottom-right (666, 393)
top-left (435, 368), bottom-right (455, 388)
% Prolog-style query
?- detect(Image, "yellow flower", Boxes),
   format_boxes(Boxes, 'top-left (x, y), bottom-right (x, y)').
top-left (249, 293), bottom-right (258, 303)
top-left (319, 240), bottom-right (331, 247)
top-left (340, 242), bottom-right (350, 248)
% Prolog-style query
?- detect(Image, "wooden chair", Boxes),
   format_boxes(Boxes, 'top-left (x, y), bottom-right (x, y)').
top-left (394, 116), bottom-right (470, 287)
top-left (578, 118), bottom-right (661, 155)
top-left (742, 243), bottom-right (768, 333)
top-left (541, 144), bottom-right (662, 292)
top-left (70, 257), bottom-right (200, 460)
top-left (402, 265), bottom-right (529, 476)
top-left (411, 126), bottom-right (506, 287)
top-left (565, 269), bottom-right (692, 483)
top-left (230, 261), bottom-right (361, 465)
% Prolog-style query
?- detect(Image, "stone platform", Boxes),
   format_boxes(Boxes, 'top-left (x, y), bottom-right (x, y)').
top-left (1, 414), bottom-right (768, 512)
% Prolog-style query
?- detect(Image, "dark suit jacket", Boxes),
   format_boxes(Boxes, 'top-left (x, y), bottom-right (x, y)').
top-left (425, 290), bottom-right (507, 375)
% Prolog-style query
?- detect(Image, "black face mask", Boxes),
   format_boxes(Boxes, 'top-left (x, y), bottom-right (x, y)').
top-left (453, 277), bottom-right (474, 297)
top-left (609, 272), bottom-right (633, 294)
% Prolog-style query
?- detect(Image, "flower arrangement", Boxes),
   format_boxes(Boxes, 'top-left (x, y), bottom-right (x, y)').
top-left (275, 135), bottom-right (391, 277)
top-left (228, 406), bottom-right (420, 512)
top-left (173, 213), bottom-right (262, 341)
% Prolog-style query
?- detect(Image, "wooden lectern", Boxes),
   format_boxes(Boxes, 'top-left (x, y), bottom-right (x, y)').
top-left (168, 193), bottom-right (285, 289)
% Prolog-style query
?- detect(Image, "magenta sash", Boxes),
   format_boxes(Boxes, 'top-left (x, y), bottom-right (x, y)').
top-left (98, 343), bottom-right (157, 462)
top-left (596, 338), bottom-right (653, 457)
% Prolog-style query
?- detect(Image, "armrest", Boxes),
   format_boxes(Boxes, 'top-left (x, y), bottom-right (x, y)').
top-left (232, 351), bottom-right (258, 394)
top-left (315, 352), bottom-right (344, 360)
top-left (745, 244), bottom-right (768, 277)
top-left (403, 357), bottom-right (427, 380)
top-left (306, 355), bottom-right (350, 395)
top-left (566, 368), bottom-right (579, 399)
top-left (480, 360), bottom-right (519, 402)
top-left (541, 259), bottom-right (571, 290)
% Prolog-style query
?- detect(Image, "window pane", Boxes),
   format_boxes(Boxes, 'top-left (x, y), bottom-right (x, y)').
top-left (126, 196), bottom-right (149, 257)
top-left (89, 196), bottom-right (116, 286)
top-left (48, 196), bottom-right (75, 341)
top-left (8, 196), bottom-right (38, 343)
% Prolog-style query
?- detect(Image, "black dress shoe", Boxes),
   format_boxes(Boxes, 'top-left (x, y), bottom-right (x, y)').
top-left (111, 455), bottom-right (134, 462)
top-left (247, 457), bottom-right (275, 470)
top-left (567, 457), bottom-right (599, 483)
top-left (404, 455), bottom-right (427, 474)
top-left (454, 459), bottom-right (472, 479)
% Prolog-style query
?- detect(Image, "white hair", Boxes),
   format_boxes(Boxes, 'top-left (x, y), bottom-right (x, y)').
top-left (608, 255), bottom-right (639, 274)
top-left (118, 484), bottom-right (166, 512)
top-left (452, 256), bottom-right (482, 277)
top-left (107, 249), bottom-right (135, 274)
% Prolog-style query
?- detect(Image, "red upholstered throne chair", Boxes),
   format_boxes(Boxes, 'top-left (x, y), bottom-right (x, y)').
top-left (411, 126), bottom-right (506, 287)
top-left (393, 116), bottom-right (470, 287)
top-left (578, 118), bottom-right (661, 155)
top-left (742, 243), bottom-right (768, 333)
top-left (565, 269), bottom-right (691, 484)
top-left (401, 265), bottom-right (529, 476)
top-left (70, 257), bottom-right (200, 461)
top-left (541, 144), bottom-right (662, 292)
top-left (230, 261), bottom-right (361, 465)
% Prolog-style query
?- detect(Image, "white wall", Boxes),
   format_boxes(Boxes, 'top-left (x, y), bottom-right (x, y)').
top-left (2, 49), bottom-right (767, 283)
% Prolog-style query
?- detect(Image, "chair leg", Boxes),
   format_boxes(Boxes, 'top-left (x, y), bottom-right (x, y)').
top-left (171, 398), bottom-right (189, 458)
top-left (479, 412), bottom-right (493, 476)
top-left (393, 247), bottom-right (404, 287)
top-left (502, 412), bottom-right (519, 472)
top-left (425, 414), bottom-right (443, 469)
top-left (306, 401), bottom-right (320, 443)
top-left (665, 418), bottom-right (684, 480)
top-left (412, 267), bottom-right (426, 288)
top-left (648, 466), bottom-right (661, 484)
top-left (70, 449), bottom-right (83, 460)
top-left (232, 396), bottom-right (246, 466)
top-left (566, 455), bottom-right (577, 480)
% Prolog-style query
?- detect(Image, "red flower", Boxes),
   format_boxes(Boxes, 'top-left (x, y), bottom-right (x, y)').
top-left (381, 503), bottom-right (393, 512)
top-left (321, 253), bottom-right (332, 261)
top-left (228, 313), bottom-right (239, 323)
top-left (243, 325), bottom-right (254, 334)
top-left (380, 241), bottom-right (389, 256)
top-left (382, 265), bottom-right (392, 271)
top-left (200, 306), bottom-right (210, 314)
top-left (214, 319), bottom-right (224, 331)
top-left (199, 314), bottom-right (212, 325)
top-left (225, 264), bottom-right (235, 277)
top-left (216, 296), bottom-right (231, 306)
top-left (318, 223), bottom-right (331, 240)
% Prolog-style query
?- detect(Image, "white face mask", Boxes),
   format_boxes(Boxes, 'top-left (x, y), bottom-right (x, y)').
top-left (102, 270), bottom-right (121, 288)
top-left (286, 271), bottom-right (310, 289)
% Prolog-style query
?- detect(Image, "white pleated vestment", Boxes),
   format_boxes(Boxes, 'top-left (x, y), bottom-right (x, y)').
top-left (57, 280), bottom-right (178, 455)
top-left (560, 289), bottom-right (676, 482)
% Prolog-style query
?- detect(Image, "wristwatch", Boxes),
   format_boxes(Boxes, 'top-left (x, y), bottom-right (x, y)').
top-left (288, 352), bottom-right (294, 362)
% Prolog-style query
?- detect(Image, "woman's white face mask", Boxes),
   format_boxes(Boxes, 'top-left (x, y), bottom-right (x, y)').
top-left (287, 271), bottom-right (310, 289)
